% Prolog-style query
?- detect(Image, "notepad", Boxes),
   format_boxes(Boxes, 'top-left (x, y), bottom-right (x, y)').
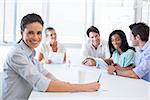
top-left (48, 52), bottom-right (64, 64)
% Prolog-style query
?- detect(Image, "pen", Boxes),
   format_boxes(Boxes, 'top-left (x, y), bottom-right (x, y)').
top-left (97, 73), bottom-right (102, 83)
top-left (96, 73), bottom-right (101, 91)
top-left (82, 60), bottom-right (88, 64)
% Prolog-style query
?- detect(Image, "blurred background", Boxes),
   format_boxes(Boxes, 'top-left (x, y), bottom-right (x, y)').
top-left (0, 0), bottom-right (150, 71)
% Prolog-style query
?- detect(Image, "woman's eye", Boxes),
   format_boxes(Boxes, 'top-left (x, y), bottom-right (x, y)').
top-left (37, 31), bottom-right (42, 35)
top-left (28, 31), bottom-right (34, 35)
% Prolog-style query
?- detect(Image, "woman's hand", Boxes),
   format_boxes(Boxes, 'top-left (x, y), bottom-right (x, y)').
top-left (46, 59), bottom-right (52, 64)
top-left (104, 59), bottom-right (114, 65)
top-left (113, 63), bottom-right (121, 70)
top-left (107, 65), bottom-right (116, 74)
top-left (84, 82), bottom-right (100, 91)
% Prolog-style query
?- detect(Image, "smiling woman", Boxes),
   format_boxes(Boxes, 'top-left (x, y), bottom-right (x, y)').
top-left (21, 22), bottom-right (43, 50)
top-left (2, 13), bottom-right (100, 100)
top-left (36, 27), bottom-right (66, 64)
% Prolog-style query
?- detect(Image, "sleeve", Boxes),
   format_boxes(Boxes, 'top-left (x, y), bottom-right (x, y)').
top-left (36, 59), bottom-right (49, 76)
top-left (123, 50), bottom-right (135, 67)
top-left (10, 52), bottom-right (50, 92)
top-left (133, 55), bottom-right (150, 78)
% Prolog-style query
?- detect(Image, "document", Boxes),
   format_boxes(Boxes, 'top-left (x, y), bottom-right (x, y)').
top-left (94, 58), bottom-right (108, 69)
top-left (48, 52), bottom-right (64, 64)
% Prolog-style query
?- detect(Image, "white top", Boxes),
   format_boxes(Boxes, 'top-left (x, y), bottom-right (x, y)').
top-left (80, 40), bottom-right (110, 60)
top-left (37, 41), bottom-right (66, 63)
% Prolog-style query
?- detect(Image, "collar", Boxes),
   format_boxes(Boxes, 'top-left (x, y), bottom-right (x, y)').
top-left (139, 41), bottom-right (150, 52)
top-left (19, 40), bottom-right (36, 58)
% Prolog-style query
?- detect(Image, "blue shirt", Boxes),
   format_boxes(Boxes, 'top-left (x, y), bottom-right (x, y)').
top-left (133, 41), bottom-right (150, 82)
top-left (2, 41), bottom-right (50, 100)
top-left (112, 49), bottom-right (135, 67)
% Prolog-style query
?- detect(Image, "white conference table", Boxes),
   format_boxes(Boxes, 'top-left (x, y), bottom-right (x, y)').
top-left (29, 64), bottom-right (150, 100)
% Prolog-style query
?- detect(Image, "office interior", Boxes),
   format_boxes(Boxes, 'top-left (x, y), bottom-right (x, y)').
top-left (0, 0), bottom-right (150, 97)
top-left (0, 0), bottom-right (150, 99)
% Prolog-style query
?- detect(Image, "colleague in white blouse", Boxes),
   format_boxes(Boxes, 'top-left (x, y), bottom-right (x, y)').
top-left (2, 13), bottom-right (100, 100)
top-left (37, 27), bottom-right (66, 64)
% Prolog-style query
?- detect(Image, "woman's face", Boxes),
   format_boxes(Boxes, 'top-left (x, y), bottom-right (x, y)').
top-left (22, 22), bottom-right (43, 50)
top-left (111, 33), bottom-right (122, 49)
top-left (48, 30), bottom-right (57, 42)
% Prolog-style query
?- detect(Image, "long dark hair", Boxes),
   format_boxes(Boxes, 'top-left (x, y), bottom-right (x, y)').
top-left (17, 13), bottom-right (44, 43)
top-left (108, 30), bottom-right (135, 57)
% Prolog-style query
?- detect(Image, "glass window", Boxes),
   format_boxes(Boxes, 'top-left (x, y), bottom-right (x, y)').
top-left (140, 0), bottom-right (150, 39)
top-left (0, 0), bottom-right (4, 43)
top-left (142, 1), bottom-right (149, 23)
top-left (47, 0), bottom-right (85, 44)
top-left (1, 0), bottom-right (145, 45)
top-left (95, 0), bottom-right (135, 44)
top-left (1, 0), bottom-right (16, 43)
top-left (16, 0), bottom-right (43, 42)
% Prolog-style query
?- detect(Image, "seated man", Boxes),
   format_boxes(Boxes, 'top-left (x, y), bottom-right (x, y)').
top-left (80, 26), bottom-right (110, 63)
top-left (107, 22), bottom-right (150, 82)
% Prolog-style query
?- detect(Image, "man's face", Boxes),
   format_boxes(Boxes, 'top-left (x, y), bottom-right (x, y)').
top-left (89, 32), bottom-right (100, 48)
top-left (130, 33), bottom-right (138, 46)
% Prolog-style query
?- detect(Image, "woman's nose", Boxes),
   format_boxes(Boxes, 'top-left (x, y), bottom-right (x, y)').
top-left (51, 35), bottom-right (56, 39)
top-left (34, 34), bottom-right (41, 40)
top-left (93, 37), bottom-right (97, 40)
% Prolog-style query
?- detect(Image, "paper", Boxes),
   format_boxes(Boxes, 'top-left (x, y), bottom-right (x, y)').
top-left (94, 58), bottom-right (108, 69)
top-left (48, 52), bottom-right (64, 64)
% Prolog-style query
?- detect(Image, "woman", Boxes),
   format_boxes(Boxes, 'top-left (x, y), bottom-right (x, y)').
top-left (37, 27), bottom-right (66, 64)
top-left (83, 30), bottom-right (135, 71)
top-left (107, 30), bottom-right (136, 74)
top-left (2, 13), bottom-right (100, 100)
